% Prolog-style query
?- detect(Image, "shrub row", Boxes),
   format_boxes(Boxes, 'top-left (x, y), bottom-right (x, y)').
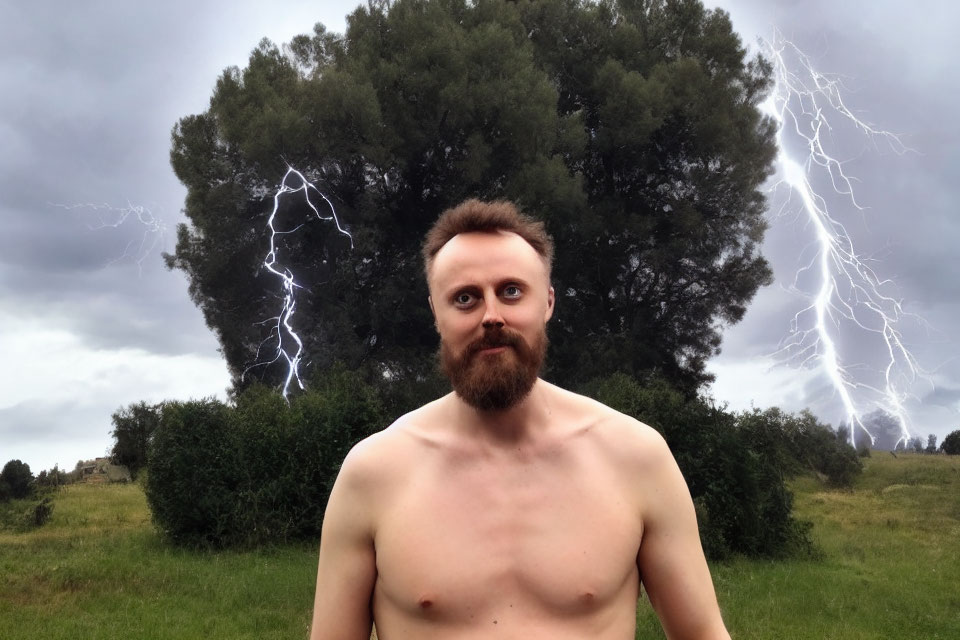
top-left (737, 407), bottom-right (863, 487)
top-left (585, 374), bottom-right (860, 559)
top-left (146, 368), bottom-right (383, 548)
top-left (147, 366), bottom-right (858, 557)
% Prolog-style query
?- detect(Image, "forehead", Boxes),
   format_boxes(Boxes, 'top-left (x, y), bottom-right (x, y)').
top-left (428, 231), bottom-right (548, 293)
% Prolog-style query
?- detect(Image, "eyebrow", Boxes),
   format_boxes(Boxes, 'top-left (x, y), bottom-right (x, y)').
top-left (442, 277), bottom-right (531, 299)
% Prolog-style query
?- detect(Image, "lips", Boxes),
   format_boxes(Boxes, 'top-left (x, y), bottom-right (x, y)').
top-left (477, 345), bottom-right (509, 355)
top-left (466, 329), bottom-right (521, 358)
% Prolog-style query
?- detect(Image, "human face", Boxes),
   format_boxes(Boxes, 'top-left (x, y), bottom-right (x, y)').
top-left (428, 231), bottom-right (555, 410)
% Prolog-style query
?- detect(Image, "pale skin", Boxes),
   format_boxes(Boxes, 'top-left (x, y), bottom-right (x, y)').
top-left (310, 231), bottom-right (730, 639)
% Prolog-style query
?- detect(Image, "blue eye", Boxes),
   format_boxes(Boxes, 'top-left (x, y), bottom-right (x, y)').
top-left (503, 285), bottom-right (522, 299)
top-left (454, 292), bottom-right (476, 306)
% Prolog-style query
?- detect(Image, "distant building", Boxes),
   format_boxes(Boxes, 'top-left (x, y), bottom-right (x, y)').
top-left (78, 457), bottom-right (131, 483)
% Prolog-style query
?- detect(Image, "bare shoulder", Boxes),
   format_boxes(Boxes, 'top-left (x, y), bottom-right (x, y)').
top-left (334, 400), bottom-right (442, 494)
top-left (549, 383), bottom-right (673, 467)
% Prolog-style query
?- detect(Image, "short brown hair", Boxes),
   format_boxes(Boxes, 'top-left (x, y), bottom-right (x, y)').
top-left (422, 199), bottom-right (554, 278)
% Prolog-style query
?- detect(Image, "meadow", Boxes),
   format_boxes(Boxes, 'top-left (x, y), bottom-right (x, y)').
top-left (0, 481), bottom-right (317, 639)
top-left (1, 452), bottom-right (958, 639)
top-left (638, 452), bottom-right (960, 639)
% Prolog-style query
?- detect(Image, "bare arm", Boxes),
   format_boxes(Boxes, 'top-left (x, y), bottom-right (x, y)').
top-left (309, 446), bottom-right (378, 640)
top-left (637, 432), bottom-right (730, 640)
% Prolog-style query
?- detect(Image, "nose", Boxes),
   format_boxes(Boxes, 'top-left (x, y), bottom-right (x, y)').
top-left (481, 293), bottom-right (505, 328)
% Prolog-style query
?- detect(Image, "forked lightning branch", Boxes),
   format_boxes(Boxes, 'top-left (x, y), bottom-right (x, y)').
top-left (760, 30), bottom-right (928, 448)
top-left (244, 166), bottom-right (353, 400)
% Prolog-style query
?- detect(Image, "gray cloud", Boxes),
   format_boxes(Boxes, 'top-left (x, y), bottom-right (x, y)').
top-left (0, 399), bottom-right (108, 446)
top-left (2, 0), bottom-right (958, 471)
top-left (0, 0), bottom-right (363, 471)
top-left (922, 386), bottom-right (960, 408)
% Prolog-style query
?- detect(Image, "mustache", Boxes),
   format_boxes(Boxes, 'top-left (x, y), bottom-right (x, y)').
top-left (463, 327), bottom-right (524, 358)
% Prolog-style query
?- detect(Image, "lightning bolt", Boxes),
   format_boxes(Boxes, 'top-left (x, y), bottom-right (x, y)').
top-left (52, 201), bottom-right (166, 275)
top-left (760, 30), bottom-right (928, 449)
top-left (244, 166), bottom-right (353, 400)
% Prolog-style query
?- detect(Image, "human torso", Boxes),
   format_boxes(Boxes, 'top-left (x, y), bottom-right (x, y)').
top-left (369, 386), bottom-right (644, 639)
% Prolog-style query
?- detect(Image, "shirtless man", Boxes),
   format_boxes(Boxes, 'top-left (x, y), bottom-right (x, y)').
top-left (309, 199), bottom-right (730, 639)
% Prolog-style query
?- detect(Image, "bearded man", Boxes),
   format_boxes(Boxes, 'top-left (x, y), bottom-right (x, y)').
top-left (310, 200), bottom-right (730, 639)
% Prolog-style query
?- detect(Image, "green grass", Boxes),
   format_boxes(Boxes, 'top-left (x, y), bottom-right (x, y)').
top-left (0, 482), bottom-right (317, 639)
top-left (638, 452), bottom-right (960, 639)
top-left (3, 453), bottom-right (959, 639)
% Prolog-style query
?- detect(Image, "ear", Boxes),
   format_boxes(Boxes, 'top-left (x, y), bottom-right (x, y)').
top-left (544, 286), bottom-right (555, 322)
top-left (428, 296), bottom-right (438, 331)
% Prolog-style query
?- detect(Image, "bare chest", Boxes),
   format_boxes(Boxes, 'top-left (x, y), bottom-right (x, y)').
top-left (373, 449), bottom-right (641, 625)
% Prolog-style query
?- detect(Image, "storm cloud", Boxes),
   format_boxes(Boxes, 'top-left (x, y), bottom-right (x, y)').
top-left (2, 0), bottom-right (958, 472)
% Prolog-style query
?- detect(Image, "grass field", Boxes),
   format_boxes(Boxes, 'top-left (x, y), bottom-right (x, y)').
top-left (2, 452), bottom-right (958, 639)
top-left (637, 452), bottom-right (960, 639)
top-left (0, 481), bottom-right (317, 639)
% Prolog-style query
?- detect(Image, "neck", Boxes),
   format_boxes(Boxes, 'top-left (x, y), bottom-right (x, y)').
top-left (448, 378), bottom-right (555, 447)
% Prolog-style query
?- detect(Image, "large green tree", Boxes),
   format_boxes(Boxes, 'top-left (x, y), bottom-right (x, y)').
top-left (167, 0), bottom-right (775, 403)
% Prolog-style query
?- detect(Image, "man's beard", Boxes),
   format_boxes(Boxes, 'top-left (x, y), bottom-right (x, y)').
top-left (439, 325), bottom-right (548, 412)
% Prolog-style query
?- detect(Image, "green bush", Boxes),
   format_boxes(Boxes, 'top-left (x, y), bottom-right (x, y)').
top-left (230, 384), bottom-right (297, 542)
top-left (146, 368), bottom-right (383, 548)
top-left (1, 460), bottom-right (34, 501)
top-left (0, 495), bottom-right (55, 531)
top-left (737, 408), bottom-right (863, 487)
top-left (285, 367), bottom-right (385, 537)
top-left (146, 398), bottom-right (241, 547)
top-left (33, 497), bottom-right (54, 526)
top-left (586, 373), bottom-right (813, 559)
top-left (941, 430), bottom-right (960, 455)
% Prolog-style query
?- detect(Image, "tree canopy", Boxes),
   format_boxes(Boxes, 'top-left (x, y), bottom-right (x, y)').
top-left (941, 430), bottom-right (960, 455)
top-left (110, 401), bottom-right (162, 479)
top-left (167, 0), bottom-right (775, 404)
top-left (0, 459), bottom-right (34, 501)
top-left (857, 409), bottom-right (906, 451)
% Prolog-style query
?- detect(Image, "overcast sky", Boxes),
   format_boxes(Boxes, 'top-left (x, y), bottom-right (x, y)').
top-left (707, 0), bottom-right (960, 443)
top-left (1, 1), bottom-right (957, 473)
